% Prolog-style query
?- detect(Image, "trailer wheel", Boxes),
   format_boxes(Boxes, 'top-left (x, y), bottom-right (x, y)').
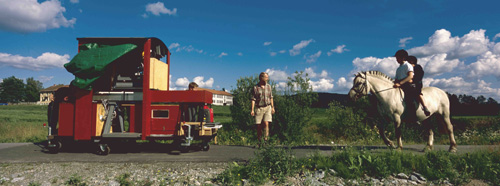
top-left (47, 141), bottom-right (62, 154)
top-left (202, 143), bottom-right (210, 151)
top-left (97, 144), bottom-right (110, 155)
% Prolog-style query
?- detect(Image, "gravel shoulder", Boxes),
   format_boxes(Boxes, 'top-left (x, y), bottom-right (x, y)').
top-left (1, 162), bottom-right (229, 186)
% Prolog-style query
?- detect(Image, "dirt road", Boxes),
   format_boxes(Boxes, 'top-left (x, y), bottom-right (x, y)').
top-left (0, 143), bottom-right (498, 163)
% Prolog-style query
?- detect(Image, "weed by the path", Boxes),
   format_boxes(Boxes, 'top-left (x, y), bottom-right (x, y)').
top-left (65, 174), bottom-right (87, 186)
top-left (216, 146), bottom-right (500, 185)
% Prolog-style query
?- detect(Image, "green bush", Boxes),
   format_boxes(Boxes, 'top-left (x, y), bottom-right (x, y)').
top-left (272, 71), bottom-right (317, 144)
top-left (215, 146), bottom-right (298, 185)
top-left (317, 99), bottom-right (378, 143)
top-left (226, 71), bottom-right (317, 145)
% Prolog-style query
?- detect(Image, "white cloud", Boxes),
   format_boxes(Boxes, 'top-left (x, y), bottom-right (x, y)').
top-left (173, 76), bottom-right (213, 89)
top-left (193, 76), bottom-right (214, 88)
top-left (0, 0), bottom-right (76, 33)
top-left (427, 77), bottom-right (500, 100)
top-left (418, 53), bottom-right (464, 77)
top-left (70, 0), bottom-right (79, 3)
top-left (0, 52), bottom-right (69, 71)
top-left (399, 37), bottom-right (413, 48)
top-left (175, 77), bottom-right (189, 87)
top-left (334, 77), bottom-right (351, 92)
top-left (408, 29), bottom-right (490, 60)
top-left (350, 53), bottom-right (464, 79)
top-left (237, 52), bottom-right (243, 56)
top-left (492, 43), bottom-right (500, 55)
top-left (169, 43), bottom-right (180, 49)
top-left (275, 82), bottom-right (288, 91)
top-left (304, 51), bottom-right (322, 63)
top-left (468, 51), bottom-right (500, 79)
top-left (309, 78), bottom-right (334, 92)
top-left (38, 75), bottom-right (54, 83)
top-left (218, 52), bottom-right (228, 58)
top-left (279, 50), bottom-right (286, 54)
top-left (265, 68), bottom-right (289, 81)
top-left (494, 33), bottom-right (500, 40)
top-left (145, 2), bottom-right (177, 17)
top-left (304, 67), bottom-right (328, 78)
top-left (327, 45), bottom-right (349, 56)
top-left (289, 39), bottom-right (314, 56)
top-left (269, 52), bottom-right (277, 56)
top-left (351, 56), bottom-right (398, 77)
top-left (172, 44), bottom-right (203, 54)
top-left (263, 41), bottom-right (272, 46)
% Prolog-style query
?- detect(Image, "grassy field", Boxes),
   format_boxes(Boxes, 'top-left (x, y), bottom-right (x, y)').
top-left (0, 105), bottom-right (499, 145)
top-left (0, 105), bottom-right (48, 143)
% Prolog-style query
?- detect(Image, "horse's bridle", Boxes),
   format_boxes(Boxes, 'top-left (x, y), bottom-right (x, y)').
top-left (351, 72), bottom-right (368, 99)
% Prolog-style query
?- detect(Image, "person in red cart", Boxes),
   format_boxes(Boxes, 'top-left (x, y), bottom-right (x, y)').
top-left (188, 82), bottom-right (198, 91)
top-left (184, 82), bottom-right (199, 121)
top-left (251, 72), bottom-right (275, 146)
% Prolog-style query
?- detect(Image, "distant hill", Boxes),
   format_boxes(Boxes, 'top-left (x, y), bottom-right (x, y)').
top-left (312, 92), bottom-right (349, 108)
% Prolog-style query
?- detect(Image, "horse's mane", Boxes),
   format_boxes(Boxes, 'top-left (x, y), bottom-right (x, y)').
top-left (362, 71), bottom-right (394, 83)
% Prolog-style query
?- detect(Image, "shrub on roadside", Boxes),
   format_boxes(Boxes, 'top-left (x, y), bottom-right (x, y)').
top-left (226, 71), bottom-right (317, 145)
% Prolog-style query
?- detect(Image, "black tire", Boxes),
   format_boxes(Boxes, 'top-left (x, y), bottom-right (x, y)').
top-left (202, 143), bottom-right (210, 151)
top-left (178, 145), bottom-right (189, 153)
top-left (48, 141), bottom-right (62, 154)
top-left (97, 143), bottom-right (110, 155)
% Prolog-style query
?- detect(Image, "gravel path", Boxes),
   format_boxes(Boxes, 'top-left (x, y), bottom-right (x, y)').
top-left (1, 162), bottom-right (228, 186)
top-left (0, 162), bottom-right (490, 186)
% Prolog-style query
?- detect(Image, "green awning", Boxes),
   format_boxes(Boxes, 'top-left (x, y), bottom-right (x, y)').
top-left (64, 43), bottom-right (137, 90)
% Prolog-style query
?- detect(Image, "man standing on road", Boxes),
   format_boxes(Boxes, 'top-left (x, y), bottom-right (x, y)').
top-left (251, 72), bottom-right (275, 146)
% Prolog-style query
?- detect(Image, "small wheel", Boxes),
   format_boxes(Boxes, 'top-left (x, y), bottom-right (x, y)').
top-left (48, 141), bottom-right (62, 154)
top-left (202, 143), bottom-right (210, 151)
top-left (97, 143), bottom-right (110, 155)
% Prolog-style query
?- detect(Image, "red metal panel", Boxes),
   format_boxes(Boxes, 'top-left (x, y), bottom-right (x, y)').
top-left (129, 105), bottom-right (135, 133)
top-left (91, 103), bottom-right (97, 137)
top-left (58, 102), bottom-right (74, 137)
top-left (150, 105), bottom-right (179, 135)
top-left (142, 39), bottom-right (152, 140)
top-left (150, 90), bottom-right (213, 103)
top-left (74, 89), bottom-right (93, 140)
top-left (134, 104), bottom-right (142, 133)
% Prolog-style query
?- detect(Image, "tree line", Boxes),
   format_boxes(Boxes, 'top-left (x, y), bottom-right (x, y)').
top-left (0, 76), bottom-right (43, 103)
top-left (447, 93), bottom-right (499, 116)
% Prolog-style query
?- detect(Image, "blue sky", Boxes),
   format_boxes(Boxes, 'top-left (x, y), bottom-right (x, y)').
top-left (1, 0), bottom-right (500, 100)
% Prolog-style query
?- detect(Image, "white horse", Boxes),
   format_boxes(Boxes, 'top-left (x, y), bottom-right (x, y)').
top-left (348, 71), bottom-right (457, 152)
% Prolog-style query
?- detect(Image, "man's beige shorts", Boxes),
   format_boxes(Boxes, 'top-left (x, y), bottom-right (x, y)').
top-left (255, 105), bottom-right (272, 124)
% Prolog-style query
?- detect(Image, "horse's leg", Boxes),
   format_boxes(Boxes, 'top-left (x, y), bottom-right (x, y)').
top-left (394, 116), bottom-right (403, 150)
top-left (378, 123), bottom-right (395, 148)
top-left (437, 114), bottom-right (457, 152)
top-left (423, 120), bottom-right (434, 151)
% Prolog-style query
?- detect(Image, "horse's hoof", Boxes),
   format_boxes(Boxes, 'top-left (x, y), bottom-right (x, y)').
top-left (387, 141), bottom-right (396, 149)
top-left (422, 146), bottom-right (433, 152)
top-left (448, 147), bottom-right (457, 153)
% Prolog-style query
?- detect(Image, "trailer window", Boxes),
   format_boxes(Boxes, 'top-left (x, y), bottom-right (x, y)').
top-left (152, 110), bottom-right (169, 118)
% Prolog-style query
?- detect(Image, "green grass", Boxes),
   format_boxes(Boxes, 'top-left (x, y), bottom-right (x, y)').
top-left (216, 146), bottom-right (500, 185)
top-left (1, 105), bottom-right (499, 146)
top-left (0, 105), bottom-right (48, 143)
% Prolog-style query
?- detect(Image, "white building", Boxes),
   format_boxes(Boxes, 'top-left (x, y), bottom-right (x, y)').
top-left (194, 87), bottom-right (233, 106)
top-left (39, 84), bottom-right (68, 105)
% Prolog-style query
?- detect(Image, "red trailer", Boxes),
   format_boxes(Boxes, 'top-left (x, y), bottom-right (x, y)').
top-left (47, 38), bottom-right (221, 155)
